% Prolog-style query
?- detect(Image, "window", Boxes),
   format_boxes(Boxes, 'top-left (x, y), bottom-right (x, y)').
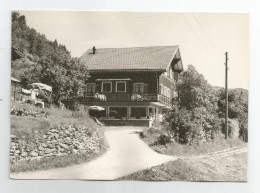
top-left (109, 107), bottom-right (127, 118)
top-left (116, 81), bottom-right (126, 92)
top-left (102, 82), bottom-right (112, 93)
top-left (130, 107), bottom-right (147, 119)
top-left (133, 83), bottom-right (144, 93)
top-left (86, 83), bottom-right (95, 93)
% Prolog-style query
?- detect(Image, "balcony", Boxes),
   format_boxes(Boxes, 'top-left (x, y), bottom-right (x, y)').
top-left (74, 93), bottom-right (173, 107)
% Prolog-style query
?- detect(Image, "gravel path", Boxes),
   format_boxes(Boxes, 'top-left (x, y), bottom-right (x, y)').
top-left (10, 127), bottom-right (176, 180)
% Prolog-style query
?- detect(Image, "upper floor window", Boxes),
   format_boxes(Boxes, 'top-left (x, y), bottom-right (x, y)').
top-left (102, 82), bottom-right (112, 93)
top-left (133, 83), bottom-right (144, 93)
top-left (116, 81), bottom-right (126, 92)
top-left (86, 83), bottom-right (96, 93)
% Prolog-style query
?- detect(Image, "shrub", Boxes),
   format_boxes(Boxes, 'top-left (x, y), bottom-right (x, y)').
top-left (157, 133), bottom-right (171, 145)
top-left (139, 131), bottom-right (145, 138)
top-left (72, 105), bottom-right (89, 119)
top-left (221, 119), bottom-right (240, 139)
top-left (185, 122), bottom-right (206, 145)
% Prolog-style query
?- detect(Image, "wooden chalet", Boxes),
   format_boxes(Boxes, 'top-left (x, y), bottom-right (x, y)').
top-left (65, 46), bottom-right (184, 127)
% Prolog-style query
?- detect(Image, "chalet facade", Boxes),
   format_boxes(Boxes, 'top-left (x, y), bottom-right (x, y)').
top-left (65, 46), bottom-right (184, 127)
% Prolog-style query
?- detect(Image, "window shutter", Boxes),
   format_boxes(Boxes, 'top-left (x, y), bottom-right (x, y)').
top-left (132, 84), bottom-right (135, 93)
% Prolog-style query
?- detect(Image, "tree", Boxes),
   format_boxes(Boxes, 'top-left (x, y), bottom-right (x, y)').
top-left (164, 65), bottom-right (222, 144)
top-left (37, 50), bottom-right (89, 104)
top-left (177, 65), bottom-right (218, 113)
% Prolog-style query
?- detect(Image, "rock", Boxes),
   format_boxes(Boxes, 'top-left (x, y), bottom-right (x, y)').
top-left (45, 148), bottom-right (55, 154)
top-left (72, 149), bottom-right (78, 154)
top-left (30, 151), bottom-right (38, 157)
top-left (45, 153), bottom-right (54, 157)
top-left (59, 143), bottom-right (69, 149)
top-left (38, 146), bottom-right (44, 151)
top-left (47, 144), bottom-right (55, 148)
top-left (21, 152), bottom-right (28, 157)
top-left (54, 134), bottom-right (59, 139)
top-left (42, 143), bottom-right (48, 148)
top-left (15, 150), bottom-right (20, 154)
top-left (65, 137), bottom-right (71, 141)
top-left (50, 129), bottom-right (58, 133)
top-left (43, 135), bottom-right (47, 139)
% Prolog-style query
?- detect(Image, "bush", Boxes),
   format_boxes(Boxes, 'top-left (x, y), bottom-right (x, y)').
top-left (229, 119), bottom-right (240, 139)
top-left (139, 131), bottom-right (145, 138)
top-left (221, 118), bottom-right (240, 139)
top-left (163, 106), bottom-right (222, 145)
top-left (72, 105), bottom-right (89, 119)
top-left (185, 122), bottom-right (206, 145)
top-left (157, 133), bottom-right (171, 145)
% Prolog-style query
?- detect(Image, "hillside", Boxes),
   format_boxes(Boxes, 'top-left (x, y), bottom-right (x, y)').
top-left (11, 11), bottom-right (89, 103)
top-left (11, 12), bottom-right (70, 80)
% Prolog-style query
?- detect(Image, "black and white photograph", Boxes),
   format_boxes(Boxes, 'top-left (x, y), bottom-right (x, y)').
top-left (9, 11), bottom-right (249, 181)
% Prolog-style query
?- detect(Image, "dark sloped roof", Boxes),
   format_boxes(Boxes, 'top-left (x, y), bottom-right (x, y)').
top-left (80, 46), bottom-right (180, 71)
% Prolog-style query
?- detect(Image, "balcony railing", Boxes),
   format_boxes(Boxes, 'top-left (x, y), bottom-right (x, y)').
top-left (75, 92), bottom-right (173, 107)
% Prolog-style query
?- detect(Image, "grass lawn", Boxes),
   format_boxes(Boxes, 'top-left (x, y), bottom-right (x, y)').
top-left (120, 152), bottom-right (247, 181)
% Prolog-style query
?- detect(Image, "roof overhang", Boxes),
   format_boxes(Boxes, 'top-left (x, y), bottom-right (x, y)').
top-left (89, 69), bottom-right (166, 73)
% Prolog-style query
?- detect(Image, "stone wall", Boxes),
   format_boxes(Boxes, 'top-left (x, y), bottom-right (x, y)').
top-left (10, 125), bottom-right (100, 162)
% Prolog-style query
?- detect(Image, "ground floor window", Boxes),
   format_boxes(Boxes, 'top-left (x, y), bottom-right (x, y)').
top-left (89, 106), bottom-right (106, 118)
top-left (130, 107), bottom-right (147, 119)
top-left (109, 107), bottom-right (127, 119)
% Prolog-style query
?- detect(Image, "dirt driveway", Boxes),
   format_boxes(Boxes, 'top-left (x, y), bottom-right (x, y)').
top-left (10, 127), bottom-right (176, 180)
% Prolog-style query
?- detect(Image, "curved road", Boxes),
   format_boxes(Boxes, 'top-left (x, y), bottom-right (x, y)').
top-left (10, 127), bottom-right (176, 180)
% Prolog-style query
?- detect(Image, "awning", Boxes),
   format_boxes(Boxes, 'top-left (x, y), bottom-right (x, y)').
top-left (162, 106), bottom-right (172, 110)
top-left (88, 106), bottom-right (105, 111)
top-left (96, 78), bottom-right (131, 81)
top-left (11, 77), bottom-right (20, 83)
top-left (150, 102), bottom-right (166, 108)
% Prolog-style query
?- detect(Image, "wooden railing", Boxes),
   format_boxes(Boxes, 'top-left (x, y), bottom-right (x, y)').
top-left (80, 92), bottom-right (172, 107)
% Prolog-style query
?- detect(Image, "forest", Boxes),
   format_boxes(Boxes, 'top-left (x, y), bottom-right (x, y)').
top-left (11, 11), bottom-right (89, 104)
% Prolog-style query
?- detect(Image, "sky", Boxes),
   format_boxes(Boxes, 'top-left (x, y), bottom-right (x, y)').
top-left (20, 11), bottom-right (249, 89)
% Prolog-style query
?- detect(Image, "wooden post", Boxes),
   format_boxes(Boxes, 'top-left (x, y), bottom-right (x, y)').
top-left (14, 82), bottom-right (16, 101)
top-left (225, 52), bottom-right (229, 139)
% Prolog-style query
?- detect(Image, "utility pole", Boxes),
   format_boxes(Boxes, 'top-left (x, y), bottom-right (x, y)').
top-left (225, 52), bottom-right (229, 139)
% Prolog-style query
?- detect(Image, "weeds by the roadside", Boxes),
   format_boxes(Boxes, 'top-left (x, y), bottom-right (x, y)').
top-left (140, 127), bottom-right (247, 156)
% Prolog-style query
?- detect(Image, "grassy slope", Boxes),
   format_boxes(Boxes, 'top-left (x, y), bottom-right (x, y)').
top-left (141, 128), bottom-right (246, 157)
top-left (120, 153), bottom-right (247, 181)
top-left (120, 128), bottom-right (247, 181)
top-left (10, 102), bottom-right (108, 173)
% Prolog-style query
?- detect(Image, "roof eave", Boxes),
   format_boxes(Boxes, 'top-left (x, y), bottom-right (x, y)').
top-left (88, 69), bottom-right (166, 73)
